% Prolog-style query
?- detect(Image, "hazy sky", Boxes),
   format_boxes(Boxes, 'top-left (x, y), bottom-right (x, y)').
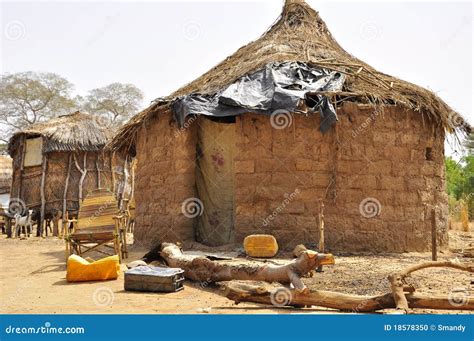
top-left (1, 0), bottom-right (472, 151)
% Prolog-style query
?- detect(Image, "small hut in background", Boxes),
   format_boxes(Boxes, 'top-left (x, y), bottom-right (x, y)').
top-left (8, 111), bottom-right (131, 234)
top-left (0, 155), bottom-right (12, 209)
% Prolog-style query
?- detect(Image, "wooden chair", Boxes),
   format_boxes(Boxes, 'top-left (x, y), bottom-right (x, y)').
top-left (65, 189), bottom-right (127, 262)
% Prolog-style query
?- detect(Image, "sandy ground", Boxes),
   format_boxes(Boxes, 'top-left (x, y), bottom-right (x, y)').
top-left (0, 230), bottom-right (472, 315)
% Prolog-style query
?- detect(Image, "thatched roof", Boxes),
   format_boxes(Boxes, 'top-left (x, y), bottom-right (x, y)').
top-left (109, 0), bottom-right (470, 152)
top-left (8, 111), bottom-right (111, 155)
top-left (0, 155), bottom-right (12, 194)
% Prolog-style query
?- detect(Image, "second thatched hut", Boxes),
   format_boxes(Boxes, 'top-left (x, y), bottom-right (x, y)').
top-left (8, 111), bottom-right (131, 233)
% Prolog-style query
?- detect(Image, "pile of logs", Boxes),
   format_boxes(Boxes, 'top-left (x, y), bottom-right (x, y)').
top-left (157, 243), bottom-right (473, 313)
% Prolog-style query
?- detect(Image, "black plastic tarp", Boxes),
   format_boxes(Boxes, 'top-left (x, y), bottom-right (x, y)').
top-left (171, 61), bottom-right (345, 133)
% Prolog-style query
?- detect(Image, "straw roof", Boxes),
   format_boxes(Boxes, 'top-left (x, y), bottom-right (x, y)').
top-left (0, 155), bottom-right (12, 194)
top-left (8, 111), bottom-right (111, 154)
top-left (109, 0), bottom-right (470, 152)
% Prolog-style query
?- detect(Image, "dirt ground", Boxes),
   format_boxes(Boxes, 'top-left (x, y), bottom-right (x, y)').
top-left (0, 230), bottom-right (472, 314)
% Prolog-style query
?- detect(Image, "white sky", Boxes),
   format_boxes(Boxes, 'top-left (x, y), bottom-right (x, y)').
top-left (0, 0), bottom-right (473, 153)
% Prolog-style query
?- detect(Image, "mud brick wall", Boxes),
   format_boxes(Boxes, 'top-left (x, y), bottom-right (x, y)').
top-left (234, 103), bottom-right (447, 252)
top-left (134, 103), bottom-right (447, 252)
top-left (134, 110), bottom-right (198, 247)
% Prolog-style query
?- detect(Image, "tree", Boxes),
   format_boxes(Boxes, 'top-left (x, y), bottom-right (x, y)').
top-left (445, 133), bottom-right (474, 220)
top-left (464, 132), bottom-right (474, 156)
top-left (82, 83), bottom-right (144, 129)
top-left (0, 72), bottom-right (77, 142)
top-left (445, 157), bottom-right (463, 199)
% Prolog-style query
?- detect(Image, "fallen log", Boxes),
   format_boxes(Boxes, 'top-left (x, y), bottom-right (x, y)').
top-left (159, 242), bottom-right (334, 292)
top-left (220, 281), bottom-right (474, 312)
top-left (388, 261), bottom-right (474, 313)
top-left (156, 243), bottom-right (473, 313)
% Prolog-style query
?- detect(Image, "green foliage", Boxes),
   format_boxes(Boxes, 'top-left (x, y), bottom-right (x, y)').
top-left (81, 83), bottom-right (144, 128)
top-left (446, 133), bottom-right (474, 219)
top-left (0, 72), bottom-right (145, 142)
top-left (0, 72), bottom-right (77, 142)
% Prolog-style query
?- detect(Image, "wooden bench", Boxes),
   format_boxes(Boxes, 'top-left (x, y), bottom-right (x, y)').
top-left (65, 189), bottom-right (127, 262)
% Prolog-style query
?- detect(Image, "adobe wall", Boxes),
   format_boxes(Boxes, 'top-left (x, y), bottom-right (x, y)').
top-left (134, 103), bottom-right (448, 252)
top-left (234, 103), bottom-right (447, 252)
top-left (134, 109), bottom-right (198, 247)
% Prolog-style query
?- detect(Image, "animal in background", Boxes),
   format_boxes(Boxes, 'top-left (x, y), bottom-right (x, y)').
top-left (14, 210), bottom-right (34, 238)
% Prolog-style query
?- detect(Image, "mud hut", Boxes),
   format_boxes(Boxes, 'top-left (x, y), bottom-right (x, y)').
top-left (0, 155), bottom-right (12, 209)
top-left (109, 0), bottom-right (470, 252)
top-left (8, 111), bottom-right (131, 233)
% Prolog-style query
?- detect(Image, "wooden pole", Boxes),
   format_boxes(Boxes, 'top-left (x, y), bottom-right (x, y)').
top-left (319, 200), bottom-right (325, 253)
top-left (111, 152), bottom-right (116, 193)
top-left (130, 158), bottom-right (136, 200)
top-left (39, 154), bottom-right (48, 237)
top-left (73, 152), bottom-right (87, 203)
top-left (317, 200), bottom-right (325, 272)
top-left (431, 207), bottom-right (437, 261)
top-left (96, 154), bottom-right (101, 189)
top-left (18, 135), bottom-right (27, 200)
top-left (62, 154), bottom-right (73, 237)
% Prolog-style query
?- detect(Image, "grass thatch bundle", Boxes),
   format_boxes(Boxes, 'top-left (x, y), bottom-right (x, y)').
top-left (8, 111), bottom-right (110, 154)
top-left (0, 155), bottom-right (12, 195)
top-left (109, 0), bottom-right (470, 153)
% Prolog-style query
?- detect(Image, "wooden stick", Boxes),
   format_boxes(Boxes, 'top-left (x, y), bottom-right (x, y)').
top-left (18, 135), bottom-right (27, 200)
top-left (39, 154), bottom-right (48, 237)
top-left (73, 152), bottom-right (88, 203)
top-left (96, 154), bottom-right (101, 189)
top-left (62, 154), bottom-right (72, 237)
top-left (220, 281), bottom-right (474, 312)
top-left (388, 260), bottom-right (473, 313)
top-left (318, 200), bottom-right (325, 253)
top-left (431, 207), bottom-right (437, 261)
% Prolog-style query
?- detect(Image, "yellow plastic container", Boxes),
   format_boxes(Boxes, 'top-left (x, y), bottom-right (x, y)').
top-left (244, 234), bottom-right (279, 258)
top-left (66, 254), bottom-right (120, 282)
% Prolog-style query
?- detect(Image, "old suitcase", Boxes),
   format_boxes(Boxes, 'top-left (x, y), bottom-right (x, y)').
top-left (124, 266), bottom-right (185, 293)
